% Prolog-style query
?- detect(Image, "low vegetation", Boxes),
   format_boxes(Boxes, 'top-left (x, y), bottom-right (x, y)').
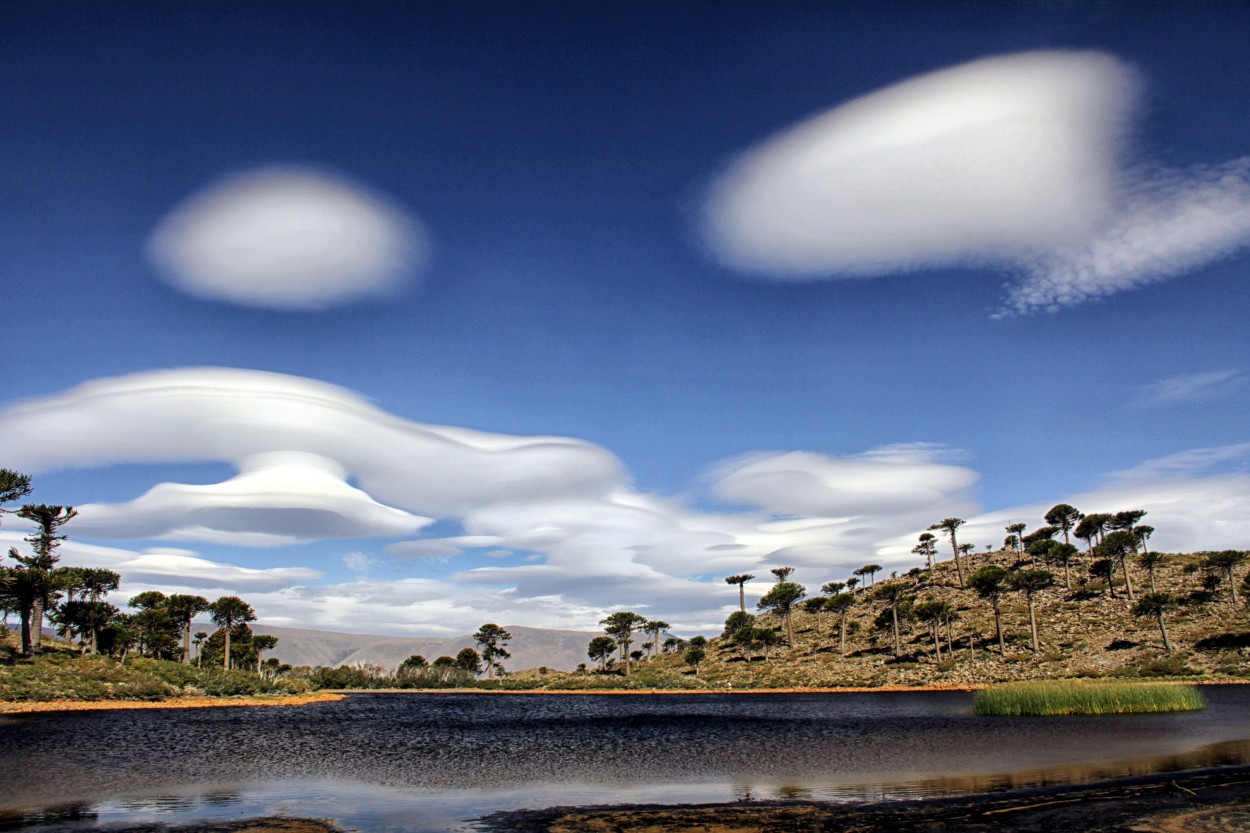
top-left (973, 680), bottom-right (1205, 716)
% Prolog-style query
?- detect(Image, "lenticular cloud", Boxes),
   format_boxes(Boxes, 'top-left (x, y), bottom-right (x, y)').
top-left (147, 166), bottom-right (427, 310)
top-left (704, 50), bottom-right (1250, 313)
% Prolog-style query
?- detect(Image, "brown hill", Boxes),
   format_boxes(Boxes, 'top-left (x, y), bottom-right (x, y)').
top-left (630, 548), bottom-right (1250, 688)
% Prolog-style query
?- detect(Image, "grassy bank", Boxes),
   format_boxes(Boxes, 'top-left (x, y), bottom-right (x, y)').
top-left (973, 680), bottom-right (1205, 716)
top-left (0, 644), bottom-right (309, 703)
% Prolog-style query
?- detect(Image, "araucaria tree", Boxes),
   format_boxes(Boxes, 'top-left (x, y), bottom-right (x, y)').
top-left (854, 564), bottom-right (882, 588)
top-left (724, 574), bottom-right (755, 613)
top-left (644, 620), bottom-right (670, 658)
top-left (1009, 569), bottom-right (1054, 652)
top-left (209, 595), bottom-right (256, 670)
top-left (600, 611), bottom-right (646, 675)
top-left (824, 593), bottom-right (855, 656)
top-left (472, 623), bottom-right (513, 678)
top-left (969, 565), bottom-right (1009, 655)
top-left (1005, 523), bottom-right (1027, 558)
top-left (1204, 551), bottom-right (1247, 607)
top-left (165, 594), bottom-right (211, 665)
top-left (1044, 504), bottom-right (1083, 547)
top-left (10, 504), bottom-right (78, 655)
top-left (1097, 530), bottom-right (1139, 601)
top-left (587, 635), bottom-right (616, 671)
top-left (757, 580), bottom-right (806, 645)
top-left (1133, 592), bottom-right (1177, 652)
top-left (874, 583), bottom-right (910, 657)
top-left (929, 518), bottom-right (967, 588)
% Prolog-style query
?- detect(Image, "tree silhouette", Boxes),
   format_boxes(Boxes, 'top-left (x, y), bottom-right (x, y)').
top-left (455, 647), bottom-right (483, 675)
top-left (1133, 592), bottom-right (1177, 652)
top-left (770, 566), bottom-right (795, 583)
top-left (1097, 530), bottom-right (1139, 601)
top-left (873, 583), bottom-right (910, 657)
top-left (1089, 557), bottom-right (1117, 599)
top-left (757, 581), bottom-right (806, 645)
top-left (1009, 569), bottom-right (1054, 652)
top-left (1046, 543), bottom-right (1079, 590)
top-left (10, 504), bottom-right (77, 655)
top-left (165, 594), bottom-right (210, 665)
top-left (1135, 551), bottom-right (1166, 593)
top-left (644, 619), bottom-right (670, 658)
top-left (913, 600), bottom-right (947, 660)
top-left (252, 633), bottom-right (279, 674)
top-left (969, 565), bottom-right (1009, 655)
top-left (1204, 550), bottom-right (1247, 607)
top-left (587, 635), bottom-right (616, 671)
top-left (724, 574), bottom-right (755, 613)
top-left (1044, 504), bottom-right (1083, 547)
top-left (472, 623), bottom-right (513, 678)
top-left (854, 564), bottom-right (882, 587)
top-left (1135, 525), bottom-right (1155, 554)
top-left (209, 596), bottom-right (256, 670)
top-left (1005, 523), bottom-right (1027, 558)
top-left (929, 518), bottom-right (967, 588)
top-left (914, 532), bottom-right (938, 568)
top-left (683, 644), bottom-right (705, 675)
top-left (824, 593), bottom-right (855, 656)
top-left (600, 611), bottom-right (646, 675)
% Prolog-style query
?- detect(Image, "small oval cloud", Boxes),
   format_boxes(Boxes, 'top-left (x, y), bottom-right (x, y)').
top-left (147, 166), bottom-right (428, 310)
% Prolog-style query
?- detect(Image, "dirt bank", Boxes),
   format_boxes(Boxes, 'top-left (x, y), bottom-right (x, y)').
top-left (0, 692), bottom-right (345, 714)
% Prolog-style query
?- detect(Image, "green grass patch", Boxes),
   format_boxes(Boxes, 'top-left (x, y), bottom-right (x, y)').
top-left (974, 680), bottom-right (1205, 716)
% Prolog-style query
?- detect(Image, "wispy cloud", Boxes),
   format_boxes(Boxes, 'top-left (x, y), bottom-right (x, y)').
top-left (1133, 369), bottom-right (1243, 408)
top-left (703, 50), bottom-right (1250, 314)
top-left (147, 166), bottom-right (428, 310)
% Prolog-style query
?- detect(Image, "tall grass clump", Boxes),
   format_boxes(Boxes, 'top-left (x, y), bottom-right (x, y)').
top-left (974, 680), bottom-right (1205, 716)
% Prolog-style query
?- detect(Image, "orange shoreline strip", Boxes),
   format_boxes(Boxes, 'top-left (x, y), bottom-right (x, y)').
top-left (0, 692), bottom-right (346, 714)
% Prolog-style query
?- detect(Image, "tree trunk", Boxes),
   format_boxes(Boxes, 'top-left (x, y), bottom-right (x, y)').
top-left (785, 612), bottom-right (794, 647)
top-left (183, 623), bottom-right (193, 665)
top-left (19, 604), bottom-right (32, 656)
top-left (1157, 612), bottom-right (1173, 652)
top-left (951, 536), bottom-right (965, 588)
top-left (1027, 596), bottom-right (1039, 652)
top-left (30, 597), bottom-right (44, 653)
top-left (839, 615), bottom-right (847, 656)
top-left (1148, 568), bottom-right (1156, 593)
top-left (891, 605), bottom-right (900, 657)
top-left (1063, 561), bottom-right (1071, 591)
top-left (1230, 569), bottom-right (1241, 607)
top-left (992, 601), bottom-right (1005, 655)
top-left (738, 583), bottom-right (745, 613)
top-left (223, 627), bottom-right (232, 670)
top-left (1121, 557), bottom-right (1136, 601)
top-left (931, 625), bottom-right (941, 660)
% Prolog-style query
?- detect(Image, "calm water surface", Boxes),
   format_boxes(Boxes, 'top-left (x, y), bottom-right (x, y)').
top-left (3, 687), bottom-right (1249, 831)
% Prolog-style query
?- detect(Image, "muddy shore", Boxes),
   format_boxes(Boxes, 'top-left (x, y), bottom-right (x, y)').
top-left (475, 766), bottom-right (1250, 833)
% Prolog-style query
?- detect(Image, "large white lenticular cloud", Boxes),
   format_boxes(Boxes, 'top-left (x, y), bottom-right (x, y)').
top-left (147, 166), bottom-right (427, 310)
top-left (705, 50), bottom-right (1250, 313)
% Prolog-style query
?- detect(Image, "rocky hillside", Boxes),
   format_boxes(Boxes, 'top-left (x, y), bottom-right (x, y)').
top-left (617, 548), bottom-right (1250, 689)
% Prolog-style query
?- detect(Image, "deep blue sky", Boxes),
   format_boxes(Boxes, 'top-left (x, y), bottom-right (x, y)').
top-left (2, 1), bottom-right (1248, 635)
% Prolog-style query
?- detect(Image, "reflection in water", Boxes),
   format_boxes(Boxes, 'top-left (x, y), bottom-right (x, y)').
top-left (1, 687), bottom-right (1248, 832)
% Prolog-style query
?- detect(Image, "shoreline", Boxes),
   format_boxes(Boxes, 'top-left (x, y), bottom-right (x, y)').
top-left (0, 692), bottom-right (345, 714)
top-left (476, 764), bottom-right (1250, 833)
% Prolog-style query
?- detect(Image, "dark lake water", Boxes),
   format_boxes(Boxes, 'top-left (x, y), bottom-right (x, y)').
top-left (3, 687), bottom-right (1250, 832)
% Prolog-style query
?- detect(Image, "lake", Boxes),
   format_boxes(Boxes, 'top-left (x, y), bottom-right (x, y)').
top-left (3, 687), bottom-right (1249, 832)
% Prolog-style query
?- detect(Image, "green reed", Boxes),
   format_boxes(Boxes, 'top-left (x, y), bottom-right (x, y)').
top-left (973, 680), bottom-right (1205, 716)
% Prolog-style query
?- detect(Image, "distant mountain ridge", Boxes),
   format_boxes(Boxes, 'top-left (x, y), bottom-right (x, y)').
top-left (218, 623), bottom-right (603, 672)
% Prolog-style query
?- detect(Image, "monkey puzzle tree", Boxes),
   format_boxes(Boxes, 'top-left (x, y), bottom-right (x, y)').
top-left (1135, 551), bottom-right (1167, 593)
top-left (913, 599), bottom-right (947, 660)
top-left (854, 564), bottom-right (882, 588)
top-left (455, 646), bottom-right (483, 675)
top-left (1204, 550), bottom-right (1247, 607)
top-left (209, 595), bottom-right (256, 670)
top-left (600, 611), bottom-right (646, 675)
top-left (1046, 542), bottom-right (1079, 590)
top-left (770, 566), bottom-right (795, 583)
top-left (929, 518), bottom-right (967, 588)
top-left (472, 623), bottom-right (513, 678)
top-left (683, 644), bottom-right (706, 676)
top-left (587, 635), bottom-right (616, 671)
top-left (724, 574), bottom-right (755, 613)
top-left (824, 593), bottom-right (855, 656)
top-left (1089, 557), bottom-right (1117, 599)
top-left (252, 633), bottom-right (279, 674)
top-left (1004, 523), bottom-right (1027, 558)
top-left (1044, 504), bottom-right (1083, 546)
top-left (1009, 569), bottom-right (1054, 652)
top-left (873, 582), bottom-right (911, 657)
top-left (165, 594), bottom-right (211, 665)
top-left (915, 532), bottom-right (938, 568)
top-left (644, 620), bottom-right (670, 658)
top-left (969, 565), bottom-right (1009, 655)
top-left (10, 504), bottom-right (78, 655)
top-left (1135, 525), bottom-right (1155, 554)
top-left (1097, 530), bottom-right (1139, 601)
top-left (1133, 592), bottom-right (1178, 652)
top-left (757, 581), bottom-right (805, 646)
